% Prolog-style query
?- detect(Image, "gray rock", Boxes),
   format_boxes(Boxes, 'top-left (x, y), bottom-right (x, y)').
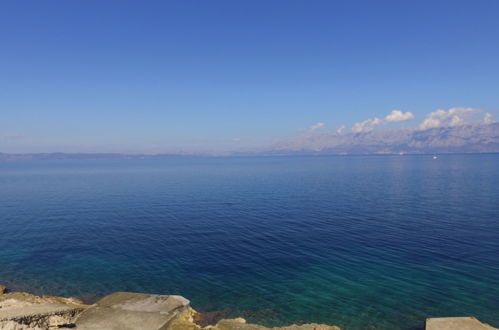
top-left (426, 317), bottom-right (498, 330)
top-left (0, 291), bottom-right (87, 329)
top-left (75, 292), bottom-right (190, 330)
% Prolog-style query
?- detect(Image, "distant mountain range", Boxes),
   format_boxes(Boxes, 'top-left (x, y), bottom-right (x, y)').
top-left (264, 123), bottom-right (499, 155)
top-left (1, 123), bottom-right (499, 160)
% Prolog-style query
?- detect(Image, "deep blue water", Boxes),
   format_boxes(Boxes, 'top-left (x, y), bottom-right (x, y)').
top-left (0, 155), bottom-right (498, 329)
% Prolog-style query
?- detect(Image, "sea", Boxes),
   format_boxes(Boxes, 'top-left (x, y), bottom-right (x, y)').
top-left (0, 154), bottom-right (498, 329)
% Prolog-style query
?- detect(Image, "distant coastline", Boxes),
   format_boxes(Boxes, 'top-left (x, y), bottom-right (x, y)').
top-left (3, 122), bottom-right (499, 160)
top-left (1, 150), bottom-right (499, 162)
top-left (0, 152), bottom-right (218, 162)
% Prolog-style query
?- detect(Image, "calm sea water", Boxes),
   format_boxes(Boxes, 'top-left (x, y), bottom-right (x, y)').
top-left (0, 155), bottom-right (498, 329)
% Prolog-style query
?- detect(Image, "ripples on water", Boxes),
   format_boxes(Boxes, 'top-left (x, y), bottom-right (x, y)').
top-left (0, 155), bottom-right (498, 329)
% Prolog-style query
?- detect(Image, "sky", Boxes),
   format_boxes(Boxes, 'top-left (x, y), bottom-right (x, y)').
top-left (1, 0), bottom-right (498, 153)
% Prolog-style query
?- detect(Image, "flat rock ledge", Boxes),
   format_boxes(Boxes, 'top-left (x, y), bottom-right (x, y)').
top-left (0, 291), bottom-right (87, 329)
top-left (0, 286), bottom-right (338, 330)
top-left (0, 285), bottom-right (496, 330)
top-left (426, 317), bottom-right (498, 330)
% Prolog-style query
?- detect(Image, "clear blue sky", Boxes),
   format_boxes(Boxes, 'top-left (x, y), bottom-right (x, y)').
top-left (1, 0), bottom-right (498, 153)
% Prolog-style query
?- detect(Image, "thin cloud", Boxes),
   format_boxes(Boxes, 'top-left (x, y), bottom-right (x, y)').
top-left (308, 122), bottom-right (326, 131)
top-left (352, 117), bottom-right (383, 133)
top-left (2, 133), bottom-right (25, 139)
top-left (352, 110), bottom-right (414, 133)
top-left (484, 112), bottom-right (495, 124)
top-left (337, 125), bottom-right (346, 135)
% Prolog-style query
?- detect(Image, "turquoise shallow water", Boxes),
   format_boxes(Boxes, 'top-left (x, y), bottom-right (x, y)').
top-left (0, 155), bottom-right (498, 329)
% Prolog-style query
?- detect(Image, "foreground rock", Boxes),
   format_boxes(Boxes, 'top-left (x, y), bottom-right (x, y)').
top-left (75, 292), bottom-right (190, 330)
top-left (0, 285), bottom-right (339, 330)
top-left (426, 317), bottom-right (498, 330)
top-left (1, 284), bottom-right (497, 330)
top-left (76, 292), bottom-right (339, 330)
top-left (0, 291), bottom-right (87, 329)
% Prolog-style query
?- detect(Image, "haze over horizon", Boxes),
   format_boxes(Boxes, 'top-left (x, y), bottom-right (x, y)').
top-left (1, 0), bottom-right (498, 154)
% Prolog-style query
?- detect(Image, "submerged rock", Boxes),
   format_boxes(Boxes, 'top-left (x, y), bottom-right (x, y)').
top-left (212, 318), bottom-right (340, 329)
top-left (192, 309), bottom-right (233, 327)
top-left (168, 309), bottom-right (340, 330)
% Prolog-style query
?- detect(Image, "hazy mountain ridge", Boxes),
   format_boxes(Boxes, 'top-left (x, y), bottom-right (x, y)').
top-left (1, 123), bottom-right (498, 160)
top-left (267, 123), bottom-right (499, 155)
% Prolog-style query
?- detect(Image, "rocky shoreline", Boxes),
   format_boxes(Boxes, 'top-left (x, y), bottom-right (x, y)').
top-left (0, 285), bottom-right (496, 330)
